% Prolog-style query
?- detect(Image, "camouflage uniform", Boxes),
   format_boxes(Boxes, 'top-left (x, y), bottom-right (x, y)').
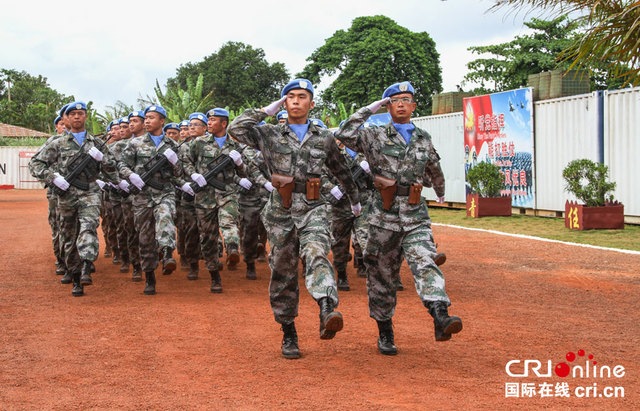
top-left (239, 147), bottom-right (269, 265)
top-left (348, 150), bottom-right (375, 272)
top-left (183, 134), bottom-right (245, 273)
top-left (30, 133), bottom-right (119, 275)
top-left (229, 110), bottom-right (360, 324)
top-left (110, 138), bottom-right (141, 269)
top-left (176, 138), bottom-right (201, 268)
top-left (29, 133), bottom-right (67, 272)
top-left (335, 107), bottom-right (450, 322)
top-left (117, 134), bottom-right (184, 273)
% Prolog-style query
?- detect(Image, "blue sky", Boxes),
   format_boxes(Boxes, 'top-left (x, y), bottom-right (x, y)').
top-left (1, 0), bottom-right (538, 112)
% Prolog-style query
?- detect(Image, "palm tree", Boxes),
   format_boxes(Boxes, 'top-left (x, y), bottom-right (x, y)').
top-left (140, 74), bottom-right (215, 123)
top-left (491, 0), bottom-right (640, 86)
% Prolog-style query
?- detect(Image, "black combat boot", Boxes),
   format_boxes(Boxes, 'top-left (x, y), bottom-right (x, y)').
top-left (180, 255), bottom-right (189, 271)
top-left (104, 247), bottom-right (112, 258)
top-left (131, 263), bottom-right (142, 282)
top-left (112, 253), bottom-right (121, 265)
top-left (71, 271), bottom-right (83, 297)
top-left (376, 319), bottom-right (397, 355)
top-left (434, 252), bottom-right (447, 267)
top-left (210, 270), bottom-right (222, 293)
top-left (162, 247), bottom-right (176, 275)
top-left (144, 271), bottom-right (156, 295)
top-left (226, 245), bottom-right (240, 271)
top-left (80, 260), bottom-right (93, 285)
top-left (337, 269), bottom-right (350, 291)
top-left (187, 262), bottom-right (199, 280)
top-left (245, 262), bottom-right (257, 280)
top-left (256, 243), bottom-right (266, 262)
top-left (60, 270), bottom-right (73, 284)
top-left (318, 297), bottom-right (343, 340)
top-left (89, 261), bottom-right (95, 273)
top-left (120, 259), bottom-right (130, 273)
top-left (55, 258), bottom-right (66, 275)
top-left (281, 321), bottom-right (300, 359)
top-left (426, 301), bottom-right (462, 341)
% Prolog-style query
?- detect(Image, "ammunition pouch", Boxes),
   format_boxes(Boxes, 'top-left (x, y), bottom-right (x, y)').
top-left (306, 177), bottom-right (320, 201)
top-left (373, 174), bottom-right (397, 211)
top-left (396, 182), bottom-right (424, 205)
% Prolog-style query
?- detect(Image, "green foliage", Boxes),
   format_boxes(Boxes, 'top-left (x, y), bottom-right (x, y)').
top-left (167, 42), bottom-right (289, 111)
top-left (562, 159), bottom-right (616, 207)
top-left (299, 15), bottom-right (442, 116)
top-left (464, 16), bottom-right (632, 94)
top-left (0, 69), bottom-right (72, 133)
top-left (467, 162), bottom-right (504, 197)
top-left (491, 1), bottom-right (640, 87)
top-left (0, 136), bottom-right (48, 146)
top-left (140, 74), bottom-right (215, 123)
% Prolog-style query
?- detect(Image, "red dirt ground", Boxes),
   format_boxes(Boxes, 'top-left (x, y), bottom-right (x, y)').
top-left (1, 189), bottom-right (638, 409)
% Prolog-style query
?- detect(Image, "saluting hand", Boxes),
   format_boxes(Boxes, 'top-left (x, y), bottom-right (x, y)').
top-left (366, 97), bottom-right (391, 113)
top-left (261, 96), bottom-right (287, 116)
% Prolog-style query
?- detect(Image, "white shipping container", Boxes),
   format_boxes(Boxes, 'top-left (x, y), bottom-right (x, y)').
top-left (0, 146), bottom-right (43, 189)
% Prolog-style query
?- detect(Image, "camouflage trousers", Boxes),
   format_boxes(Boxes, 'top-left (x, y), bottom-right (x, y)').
top-left (218, 195), bottom-right (240, 253)
top-left (365, 223), bottom-right (450, 322)
top-left (109, 201), bottom-right (129, 263)
top-left (178, 200), bottom-right (201, 265)
top-left (351, 191), bottom-right (374, 261)
top-left (48, 194), bottom-right (63, 266)
top-left (262, 202), bottom-right (339, 325)
top-left (120, 201), bottom-right (140, 266)
top-left (195, 206), bottom-right (222, 272)
top-left (58, 191), bottom-right (102, 273)
top-left (132, 195), bottom-right (176, 272)
top-left (101, 198), bottom-right (114, 254)
top-left (330, 201), bottom-right (354, 272)
top-left (239, 200), bottom-right (267, 263)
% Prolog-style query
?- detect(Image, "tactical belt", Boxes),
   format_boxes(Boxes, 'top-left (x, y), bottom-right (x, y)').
top-left (293, 182), bottom-right (307, 193)
top-left (396, 184), bottom-right (411, 196)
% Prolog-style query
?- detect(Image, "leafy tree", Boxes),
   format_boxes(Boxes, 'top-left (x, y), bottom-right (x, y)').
top-left (563, 159), bottom-right (616, 206)
top-left (140, 74), bottom-right (215, 123)
top-left (491, 0), bottom-right (640, 87)
top-left (167, 42), bottom-right (289, 111)
top-left (298, 15), bottom-right (442, 116)
top-left (464, 16), bottom-right (631, 94)
top-left (0, 69), bottom-right (72, 133)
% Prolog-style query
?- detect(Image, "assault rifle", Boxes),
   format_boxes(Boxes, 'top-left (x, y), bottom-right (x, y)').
top-left (129, 138), bottom-right (188, 195)
top-left (350, 163), bottom-right (371, 191)
top-left (54, 133), bottom-right (113, 196)
top-left (187, 146), bottom-right (246, 197)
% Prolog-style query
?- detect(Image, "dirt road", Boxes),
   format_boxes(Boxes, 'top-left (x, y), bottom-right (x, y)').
top-left (1, 189), bottom-right (637, 409)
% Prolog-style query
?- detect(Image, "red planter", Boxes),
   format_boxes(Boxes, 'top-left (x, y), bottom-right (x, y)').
top-left (565, 201), bottom-right (624, 230)
top-left (466, 194), bottom-right (512, 218)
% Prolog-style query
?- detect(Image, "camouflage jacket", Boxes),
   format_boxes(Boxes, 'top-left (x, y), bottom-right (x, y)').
top-left (335, 107), bottom-right (445, 232)
top-left (176, 136), bottom-right (198, 206)
top-left (29, 132), bottom-right (67, 198)
top-left (228, 109), bottom-right (360, 220)
top-left (117, 133), bottom-right (185, 206)
top-left (29, 132), bottom-right (119, 207)
top-left (182, 134), bottom-right (247, 209)
top-left (240, 146), bottom-right (271, 207)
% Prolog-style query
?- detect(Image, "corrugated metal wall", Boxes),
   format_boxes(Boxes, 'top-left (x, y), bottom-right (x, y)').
top-left (604, 88), bottom-right (640, 216)
top-left (413, 112), bottom-right (466, 203)
top-left (0, 146), bottom-right (44, 189)
top-left (533, 92), bottom-right (601, 211)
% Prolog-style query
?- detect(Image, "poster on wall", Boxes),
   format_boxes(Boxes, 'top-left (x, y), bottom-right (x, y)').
top-left (463, 87), bottom-right (535, 208)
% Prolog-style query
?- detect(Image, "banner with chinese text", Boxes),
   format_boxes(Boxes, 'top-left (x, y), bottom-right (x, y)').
top-left (463, 88), bottom-right (535, 208)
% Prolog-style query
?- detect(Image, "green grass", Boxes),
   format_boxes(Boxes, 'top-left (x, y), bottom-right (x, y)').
top-left (428, 207), bottom-right (640, 252)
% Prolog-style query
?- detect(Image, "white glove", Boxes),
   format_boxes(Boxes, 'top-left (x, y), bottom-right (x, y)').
top-left (366, 97), bottom-right (391, 113)
top-left (238, 178), bottom-right (252, 190)
top-left (262, 96), bottom-right (287, 116)
top-left (330, 186), bottom-right (343, 200)
top-left (264, 181), bottom-right (275, 192)
top-left (163, 148), bottom-right (178, 165)
top-left (181, 182), bottom-right (195, 197)
top-left (53, 172), bottom-right (69, 191)
top-left (88, 146), bottom-right (103, 162)
top-left (359, 160), bottom-right (371, 174)
top-left (96, 179), bottom-right (105, 190)
top-left (191, 173), bottom-right (207, 187)
top-left (118, 179), bottom-right (130, 193)
top-left (229, 150), bottom-right (242, 166)
top-left (129, 173), bottom-right (145, 190)
top-left (436, 196), bottom-right (445, 204)
top-left (351, 202), bottom-right (362, 216)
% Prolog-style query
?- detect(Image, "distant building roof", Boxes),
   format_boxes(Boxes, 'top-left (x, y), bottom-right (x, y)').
top-left (0, 123), bottom-right (51, 138)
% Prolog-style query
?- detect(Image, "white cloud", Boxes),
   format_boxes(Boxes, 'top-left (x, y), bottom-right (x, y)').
top-left (1, 0), bottom-right (535, 112)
